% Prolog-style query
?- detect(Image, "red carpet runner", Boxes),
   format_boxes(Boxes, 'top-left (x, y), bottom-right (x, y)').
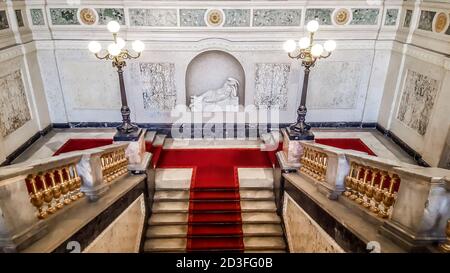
top-left (157, 149), bottom-right (275, 252)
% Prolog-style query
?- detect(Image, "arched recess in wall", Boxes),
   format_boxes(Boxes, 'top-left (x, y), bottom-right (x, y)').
top-left (185, 50), bottom-right (245, 106)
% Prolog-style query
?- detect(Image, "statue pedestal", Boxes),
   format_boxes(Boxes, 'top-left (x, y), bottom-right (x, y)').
top-left (281, 128), bottom-right (313, 169)
top-left (114, 129), bottom-right (150, 173)
top-left (190, 97), bottom-right (239, 112)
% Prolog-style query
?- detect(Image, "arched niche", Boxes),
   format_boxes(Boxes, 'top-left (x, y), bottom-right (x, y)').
top-left (185, 50), bottom-right (245, 106)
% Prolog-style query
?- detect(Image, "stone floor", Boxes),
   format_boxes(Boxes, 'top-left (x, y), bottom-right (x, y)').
top-left (13, 127), bottom-right (416, 165)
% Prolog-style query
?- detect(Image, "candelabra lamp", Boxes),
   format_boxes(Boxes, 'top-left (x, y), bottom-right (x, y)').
top-left (283, 20), bottom-right (336, 140)
top-left (88, 21), bottom-right (145, 141)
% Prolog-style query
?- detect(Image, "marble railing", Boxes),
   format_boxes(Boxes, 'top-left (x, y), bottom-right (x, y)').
top-left (0, 143), bottom-right (132, 252)
top-left (296, 141), bottom-right (450, 251)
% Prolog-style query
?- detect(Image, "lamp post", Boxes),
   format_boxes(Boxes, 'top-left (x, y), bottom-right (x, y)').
top-left (283, 20), bottom-right (336, 140)
top-left (88, 21), bottom-right (145, 141)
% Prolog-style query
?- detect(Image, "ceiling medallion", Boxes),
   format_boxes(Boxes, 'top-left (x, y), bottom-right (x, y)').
top-left (206, 9), bottom-right (224, 27)
top-left (434, 12), bottom-right (448, 33)
top-left (79, 8), bottom-right (97, 25)
top-left (334, 8), bottom-right (350, 25)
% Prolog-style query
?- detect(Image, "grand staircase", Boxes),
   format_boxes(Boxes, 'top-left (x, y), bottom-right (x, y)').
top-left (144, 136), bottom-right (287, 252)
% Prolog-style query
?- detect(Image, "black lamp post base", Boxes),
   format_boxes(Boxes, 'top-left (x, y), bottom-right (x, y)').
top-left (286, 126), bottom-right (315, 141)
top-left (113, 127), bottom-right (143, 141)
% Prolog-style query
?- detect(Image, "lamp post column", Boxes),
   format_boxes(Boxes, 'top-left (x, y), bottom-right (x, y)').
top-left (116, 66), bottom-right (138, 134)
top-left (288, 65), bottom-right (314, 140)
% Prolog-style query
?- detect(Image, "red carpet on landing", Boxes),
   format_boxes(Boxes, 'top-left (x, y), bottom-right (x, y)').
top-left (52, 137), bottom-right (376, 251)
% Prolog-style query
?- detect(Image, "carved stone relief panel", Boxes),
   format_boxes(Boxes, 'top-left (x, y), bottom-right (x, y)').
top-left (140, 63), bottom-right (177, 111)
top-left (253, 9), bottom-right (302, 27)
top-left (397, 70), bottom-right (439, 136)
top-left (0, 71), bottom-right (31, 137)
top-left (129, 9), bottom-right (177, 27)
top-left (30, 9), bottom-right (45, 26)
top-left (254, 63), bottom-right (290, 110)
top-left (418, 10), bottom-right (436, 31)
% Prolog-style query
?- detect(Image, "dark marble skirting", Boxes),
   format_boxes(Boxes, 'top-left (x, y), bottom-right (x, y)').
top-left (52, 179), bottom-right (149, 253)
top-left (284, 180), bottom-right (369, 253)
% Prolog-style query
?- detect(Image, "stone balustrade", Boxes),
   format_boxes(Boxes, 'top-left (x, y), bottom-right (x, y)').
top-left (295, 141), bottom-right (450, 251)
top-left (0, 143), bottom-right (132, 252)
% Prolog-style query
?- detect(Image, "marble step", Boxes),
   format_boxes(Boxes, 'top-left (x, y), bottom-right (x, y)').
top-left (153, 189), bottom-right (274, 201)
top-left (152, 200), bottom-right (276, 213)
top-left (146, 223), bottom-right (283, 238)
top-left (149, 212), bottom-right (281, 226)
top-left (241, 200), bottom-right (277, 212)
top-left (149, 213), bottom-right (188, 225)
top-left (155, 169), bottom-right (192, 190)
top-left (144, 238), bottom-right (186, 253)
top-left (147, 225), bottom-right (188, 238)
top-left (243, 224), bottom-right (283, 237)
top-left (154, 190), bottom-right (190, 201)
top-left (242, 212), bottom-right (281, 224)
top-left (244, 236), bottom-right (286, 251)
top-left (152, 201), bottom-right (189, 213)
top-left (240, 189), bottom-right (274, 200)
top-left (238, 168), bottom-right (274, 188)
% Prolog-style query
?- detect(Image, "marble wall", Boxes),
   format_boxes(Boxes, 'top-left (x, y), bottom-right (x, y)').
top-left (83, 194), bottom-right (146, 253)
top-left (139, 63), bottom-right (177, 111)
top-left (283, 193), bottom-right (345, 253)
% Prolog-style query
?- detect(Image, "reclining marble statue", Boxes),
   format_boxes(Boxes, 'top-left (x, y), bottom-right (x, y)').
top-left (189, 78), bottom-right (240, 112)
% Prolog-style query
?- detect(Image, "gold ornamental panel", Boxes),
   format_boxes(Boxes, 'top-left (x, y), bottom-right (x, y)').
top-left (79, 8), bottom-right (97, 25)
top-left (334, 8), bottom-right (350, 25)
top-left (207, 9), bottom-right (224, 27)
top-left (434, 12), bottom-right (448, 33)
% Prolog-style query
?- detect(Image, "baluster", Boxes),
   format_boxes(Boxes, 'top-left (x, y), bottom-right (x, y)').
top-left (27, 174), bottom-right (47, 219)
top-left (371, 171), bottom-right (387, 214)
top-left (349, 165), bottom-right (361, 200)
top-left (439, 219), bottom-right (450, 253)
top-left (71, 165), bottom-right (85, 198)
top-left (58, 168), bottom-right (71, 205)
top-left (356, 167), bottom-right (370, 204)
top-left (379, 173), bottom-right (398, 218)
top-left (38, 173), bottom-right (55, 214)
top-left (344, 163), bottom-right (355, 197)
top-left (49, 171), bottom-right (64, 210)
top-left (64, 166), bottom-right (78, 201)
top-left (363, 169), bottom-right (378, 209)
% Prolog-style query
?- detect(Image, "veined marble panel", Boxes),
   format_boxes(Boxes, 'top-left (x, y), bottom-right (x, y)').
top-left (253, 9), bottom-right (302, 27)
top-left (140, 63), bottom-right (177, 111)
top-left (0, 71), bottom-right (31, 137)
top-left (397, 70), bottom-right (439, 136)
top-left (59, 61), bottom-right (121, 110)
top-left (180, 9), bottom-right (207, 27)
top-left (223, 9), bottom-right (250, 27)
top-left (418, 10), bottom-right (436, 31)
top-left (404, 10), bottom-right (413, 28)
top-left (308, 61), bottom-right (361, 109)
top-left (50, 8), bottom-right (79, 25)
top-left (305, 9), bottom-right (333, 25)
top-left (0, 10), bottom-right (9, 30)
top-left (30, 9), bottom-right (45, 26)
top-left (350, 9), bottom-right (379, 25)
top-left (96, 8), bottom-right (125, 25)
top-left (15, 10), bottom-right (24, 27)
top-left (83, 194), bottom-right (146, 253)
top-left (283, 194), bottom-right (344, 253)
top-left (254, 63), bottom-right (290, 110)
top-left (384, 9), bottom-right (399, 26)
top-left (129, 9), bottom-right (177, 27)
